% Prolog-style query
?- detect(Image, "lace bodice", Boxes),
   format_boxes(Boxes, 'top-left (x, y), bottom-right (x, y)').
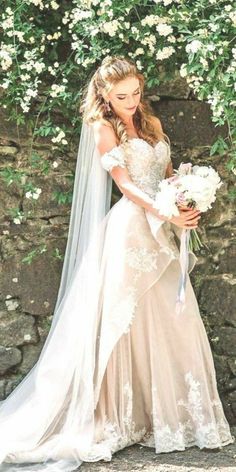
top-left (100, 138), bottom-right (171, 198)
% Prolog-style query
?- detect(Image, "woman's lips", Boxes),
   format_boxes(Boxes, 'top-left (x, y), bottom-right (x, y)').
top-left (127, 106), bottom-right (136, 110)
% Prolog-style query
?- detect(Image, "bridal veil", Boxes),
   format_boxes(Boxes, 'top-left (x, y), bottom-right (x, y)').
top-left (0, 121), bottom-right (113, 471)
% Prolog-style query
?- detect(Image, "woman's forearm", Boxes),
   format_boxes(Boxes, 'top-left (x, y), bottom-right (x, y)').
top-left (118, 181), bottom-right (167, 221)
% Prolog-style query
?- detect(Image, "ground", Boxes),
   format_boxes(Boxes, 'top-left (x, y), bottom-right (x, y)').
top-left (80, 427), bottom-right (236, 472)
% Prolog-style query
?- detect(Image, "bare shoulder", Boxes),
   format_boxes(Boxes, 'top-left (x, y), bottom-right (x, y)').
top-left (92, 119), bottom-right (118, 155)
top-left (150, 115), bottom-right (164, 133)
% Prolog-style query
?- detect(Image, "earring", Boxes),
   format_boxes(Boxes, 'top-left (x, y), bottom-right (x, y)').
top-left (104, 100), bottom-right (111, 113)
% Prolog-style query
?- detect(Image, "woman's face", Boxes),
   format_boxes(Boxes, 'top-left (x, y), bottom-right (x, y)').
top-left (105, 76), bottom-right (141, 119)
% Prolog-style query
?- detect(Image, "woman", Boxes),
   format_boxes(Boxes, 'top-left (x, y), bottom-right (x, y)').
top-left (0, 56), bottom-right (234, 472)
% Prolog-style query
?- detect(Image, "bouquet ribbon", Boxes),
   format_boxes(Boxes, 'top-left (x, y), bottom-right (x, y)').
top-left (175, 228), bottom-right (190, 315)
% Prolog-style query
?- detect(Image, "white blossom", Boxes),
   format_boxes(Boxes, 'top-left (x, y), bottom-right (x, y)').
top-left (101, 20), bottom-right (120, 37)
top-left (51, 0), bottom-right (59, 9)
top-left (229, 11), bottom-right (236, 26)
top-left (156, 46), bottom-right (175, 61)
top-left (186, 40), bottom-right (202, 54)
top-left (156, 24), bottom-right (173, 36)
top-left (50, 84), bottom-right (65, 97)
top-left (52, 129), bottom-right (67, 144)
top-left (13, 218), bottom-right (22, 225)
top-left (180, 64), bottom-right (188, 78)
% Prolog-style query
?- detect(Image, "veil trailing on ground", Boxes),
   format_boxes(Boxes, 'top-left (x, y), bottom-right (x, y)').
top-left (0, 120), bottom-right (113, 472)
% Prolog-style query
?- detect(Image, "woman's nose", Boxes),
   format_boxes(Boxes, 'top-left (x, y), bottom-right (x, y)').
top-left (127, 96), bottom-right (136, 106)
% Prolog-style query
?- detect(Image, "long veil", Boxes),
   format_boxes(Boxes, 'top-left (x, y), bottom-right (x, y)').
top-left (0, 121), bottom-right (113, 471)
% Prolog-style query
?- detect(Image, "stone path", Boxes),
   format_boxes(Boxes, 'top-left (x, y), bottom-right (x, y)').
top-left (80, 427), bottom-right (236, 472)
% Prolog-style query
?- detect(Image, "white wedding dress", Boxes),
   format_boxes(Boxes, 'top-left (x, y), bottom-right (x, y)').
top-left (0, 136), bottom-right (234, 471)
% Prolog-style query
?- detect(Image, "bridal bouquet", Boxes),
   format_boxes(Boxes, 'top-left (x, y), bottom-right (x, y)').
top-left (152, 162), bottom-right (222, 313)
top-left (153, 162), bottom-right (223, 251)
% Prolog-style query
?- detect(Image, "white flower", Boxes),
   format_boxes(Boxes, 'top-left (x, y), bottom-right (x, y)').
top-left (155, 163), bottom-right (222, 218)
top-left (13, 218), bottom-right (21, 225)
top-left (101, 19), bottom-right (120, 37)
top-left (52, 129), bottom-right (66, 143)
top-left (134, 48), bottom-right (144, 56)
top-left (52, 161), bottom-right (59, 168)
top-left (180, 64), bottom-right (188, 78)
top-left (50, 84), bottom-right (65, 97)
top-left (229, 11), bottom-right (236, 26)
top-left (156, 24), bottom-right (173, 36)
top-left (156, 46), bottom-right (175, 61)
top-left (2, 17), bottom-right (14, 30)
top-left (154, 181), bottom-right (179, 218)
top-left (51, 0), bottom-right (59, 9)
top-left (0, 48), bottom-right (13, 70)
top-left (26, 188), bottom-right (42, 200)
top-left (141, 15), bottom-right (161, 27)
top-left (0, 79), bottom-right (10, 89)
top-left (186, 40), bottom-right (202, 54)
top-left (34, 61), bottom-right (45, 73)
top-left (136, 60), bottom-right (143, 71)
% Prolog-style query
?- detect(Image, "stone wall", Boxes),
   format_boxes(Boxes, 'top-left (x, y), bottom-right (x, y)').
top-left (0, 77), bottom-right (235, 424)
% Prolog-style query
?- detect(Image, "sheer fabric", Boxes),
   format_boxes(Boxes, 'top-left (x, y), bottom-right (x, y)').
top-left (0, 131), bottom-right (234, 472)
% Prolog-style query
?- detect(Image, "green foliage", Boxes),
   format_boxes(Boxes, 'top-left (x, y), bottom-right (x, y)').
top-left (52, 190), bottom-right (73, 205)
top-left (21, 244), bottom-right (47, 264)
top-left (0, 0), bottom-right (235, 197)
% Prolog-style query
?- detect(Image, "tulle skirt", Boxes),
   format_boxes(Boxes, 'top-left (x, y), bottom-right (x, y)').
top-left (94, 259), bottom-right (234, 455)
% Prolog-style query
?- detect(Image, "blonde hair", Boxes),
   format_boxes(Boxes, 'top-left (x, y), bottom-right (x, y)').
top-left (80, 56), bottom-right (170, 147)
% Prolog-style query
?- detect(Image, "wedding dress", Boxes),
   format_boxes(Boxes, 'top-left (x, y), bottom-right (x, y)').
top-left (0, 130), bottom-right (234, 472)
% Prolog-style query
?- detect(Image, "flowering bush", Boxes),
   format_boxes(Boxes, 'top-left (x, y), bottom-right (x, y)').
top-left (0, 0), bottom-right (235, 221)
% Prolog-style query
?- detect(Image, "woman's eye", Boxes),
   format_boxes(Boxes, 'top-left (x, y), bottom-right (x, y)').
top-left (117, 91), bottom-right (140, 100)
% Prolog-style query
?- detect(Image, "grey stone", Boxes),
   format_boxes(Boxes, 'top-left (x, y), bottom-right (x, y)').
top-left (0, 249), bottom-right (63, 315)
top-left (22, 175), bottom-right (72, 219)
top-left (211, 327), bottom-right (236, 357)
top-left (0, 145), bottom-right (18, 155)
top-left (4, 373), bottom-right (25, 397)
top-left (148, 74), bottom-right (191, 99)
top-left (152, 99), bottom-right (228, 147)
top-left (199, 277), bottom-right (236, 327)
top-left (19, 339), bottom-right (46, 375)
top-left (0, 379), bottom-right (6, 400)
top-left (0, 345), bottom-right (22, 374)
top-left (228, 359), bottom-right (236, 376)
top-left (0, 312), bottom-right (38, 347)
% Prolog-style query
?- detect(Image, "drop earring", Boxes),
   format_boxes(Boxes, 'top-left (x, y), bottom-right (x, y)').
top-left (104, 100), bottom-right (111, 113)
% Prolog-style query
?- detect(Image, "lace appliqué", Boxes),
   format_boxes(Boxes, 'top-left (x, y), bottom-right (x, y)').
top-left (98, 383), bottom-right (147, 454)
top-left (111, 287), bottom-right (138, 333)
top-left (124, 139), bottom-right (171, 198)
top-left (140, 372), bottom-right (234, 452)
top-left (100, 146), bottom-right (126, 172)
top-left (125, 247), bottom-right (159, 282)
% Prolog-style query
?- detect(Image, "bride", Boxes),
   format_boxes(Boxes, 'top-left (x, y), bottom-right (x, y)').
top-left (0, 56), bottom-right (234, 472)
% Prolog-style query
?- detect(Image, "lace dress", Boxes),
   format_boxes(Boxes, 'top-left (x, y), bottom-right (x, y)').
top-left (0, 137), bottom-right (234, 470)
top-left (92, 137), bottom-right (234, 455)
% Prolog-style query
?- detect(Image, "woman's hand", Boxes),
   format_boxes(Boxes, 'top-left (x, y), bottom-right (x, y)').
top-left (170, 206), bottom-right (201, 229)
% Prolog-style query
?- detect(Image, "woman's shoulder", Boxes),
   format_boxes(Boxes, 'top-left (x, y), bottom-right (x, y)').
top-left (92, 118), bottom-right (113, 132)
top-left (92, 119), bottom-right (118, 154)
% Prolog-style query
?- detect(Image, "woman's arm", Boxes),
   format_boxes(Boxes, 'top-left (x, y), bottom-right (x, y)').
top-left (93, 120), bottom-right (167, 220)
top-left (93, 121), bottom-right (201, 229)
